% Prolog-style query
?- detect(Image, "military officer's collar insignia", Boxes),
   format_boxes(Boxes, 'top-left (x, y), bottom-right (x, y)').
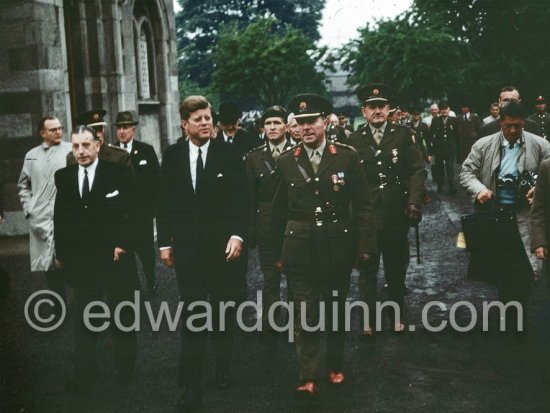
top-left (328, 144), bottom-right (337, 155)
top-left (294, 146), bottom-right (302, 157)
top-left (299, 101), bottom-right (307, 110)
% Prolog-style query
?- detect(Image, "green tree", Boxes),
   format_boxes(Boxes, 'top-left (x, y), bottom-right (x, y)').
top-left (210, 18), bottom-right (327, 108)
top-left (340, 16), bottom-right (471, 107)
top-left (176, 0), bottom-right (325, 88)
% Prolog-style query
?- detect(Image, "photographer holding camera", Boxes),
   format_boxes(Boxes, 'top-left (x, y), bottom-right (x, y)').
top-left (460, 101), bottom-right (550, 332)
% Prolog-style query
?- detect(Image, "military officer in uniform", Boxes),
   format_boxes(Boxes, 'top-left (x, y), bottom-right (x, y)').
top-left (67, 109), bottom-right (134, 172)
top-left (245, 106), bottom-right (293, 339)
top-left (347, 84), bottom-right (425, 336)
top-left (271, 94), bottom-right (375, 400)
top-left (528, 95), bottom-right (550, 140)
top-left (429, 101), bottom-right (459, 193)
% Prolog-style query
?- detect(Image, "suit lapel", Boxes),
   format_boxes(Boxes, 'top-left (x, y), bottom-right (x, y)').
top-left (316, 143), bottom-right (336, 177)
top-left (297, 144), bottom-right (316, 179)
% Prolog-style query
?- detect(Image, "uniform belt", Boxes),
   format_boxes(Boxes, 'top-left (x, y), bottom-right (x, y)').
top-left (368, 174), bottom-right (401, 188)
top-left (288, 208), bottom-right (349, 226)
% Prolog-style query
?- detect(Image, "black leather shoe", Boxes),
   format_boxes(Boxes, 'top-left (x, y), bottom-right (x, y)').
top-left (64, 378), bottom-right (92, 396)
top-left (215, 370), bottom-right (232, 390)
top-left (176, 386), bottom-right (202, 412)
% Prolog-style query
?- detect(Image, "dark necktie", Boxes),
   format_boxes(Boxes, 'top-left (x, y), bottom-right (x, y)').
top-left (82, 169), bottom-right (90, 200)
top-left (123, 143), bottom-right (128, 149)
top-left (196, 148), bottom-right (204, 192)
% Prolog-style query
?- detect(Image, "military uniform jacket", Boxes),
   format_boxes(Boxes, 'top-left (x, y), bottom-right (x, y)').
top-left (347, 123), bottom-right (426, 230)
top-left (429, 116), bottom-right (459, 157)
top-left (245, 140), bottom-right (293, 246)
top-left (527, 112), bottom-right (550, 140)
top-left (412, 121), bottom-right (431, 160)
top-left (270, 141), bottom-right (375, 272)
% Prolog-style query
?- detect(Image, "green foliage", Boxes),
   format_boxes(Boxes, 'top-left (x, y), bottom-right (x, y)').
top-left (211, 18), bottom-right (327, 109)
top-left (341, 0), bottom-right (550, 111)
top-left (176, 0), bottom-right (325, 88)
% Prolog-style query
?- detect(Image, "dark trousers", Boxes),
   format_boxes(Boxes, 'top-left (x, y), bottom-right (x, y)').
top-left (134, 219), bottom-right (156, 287)
top-left (177, 286), bottom-right (237, 386)
top-left (358, 227), bottom-right (410, 328)
top-left (433, 150), bottom-right (456, 189)
top-left (71, 276), bottom-right (138, 382)
top-left (286, 269), bottom-right (350, 382)
top-left (45, 268), bottom-right (66, 314)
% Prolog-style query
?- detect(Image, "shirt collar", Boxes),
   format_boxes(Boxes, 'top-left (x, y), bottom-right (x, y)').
top-left (268, 140), bottom-right (287, 154)
top-left (303, 138), bottom-right (327, 158)
top-left (79, 157), bottom-right (99, 173)
top-left (500, 133), bottom-right (522, 148)
top-left (369, 121), bottom-right (387, 135)
top-left (189, 139), bottom-right (210, 154)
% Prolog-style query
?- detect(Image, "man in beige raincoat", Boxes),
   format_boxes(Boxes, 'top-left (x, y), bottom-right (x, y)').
top-left (18, 116), bottom-right (71, 310)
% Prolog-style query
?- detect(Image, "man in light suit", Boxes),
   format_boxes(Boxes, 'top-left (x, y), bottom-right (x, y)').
top-left (114, 111), bottom-right (160, 293)
top-left (54, 126), bottom-right (138, 395)
top-left (157, 96), bottom-right (249, 412)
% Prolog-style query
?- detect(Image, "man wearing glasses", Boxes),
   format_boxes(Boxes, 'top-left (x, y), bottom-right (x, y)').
top-left (18, 116), bottom-right (72, 314)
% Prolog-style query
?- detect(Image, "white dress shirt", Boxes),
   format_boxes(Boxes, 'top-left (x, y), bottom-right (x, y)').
top-left (189, 139), bottom-right (210, 191)
top-left (78, 158), bottom-right (99, 197)
top-left (120, 139), bottom-right (133, 153)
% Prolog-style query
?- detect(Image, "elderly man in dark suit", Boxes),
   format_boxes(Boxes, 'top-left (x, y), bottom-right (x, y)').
top-left (114, 111), bottom-right (160, 293)
top-left (54, 125), bottom-right (138, 395)
top-left (216, 101), bottom-right (262, 157)
top-left (157, 96), bottom-right (248, 412)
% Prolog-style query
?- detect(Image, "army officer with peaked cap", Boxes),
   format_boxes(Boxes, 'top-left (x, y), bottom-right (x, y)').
top-left (347, 83), bottom-right (426, 335)
top-left (270, 93), bottom-right (376, 400)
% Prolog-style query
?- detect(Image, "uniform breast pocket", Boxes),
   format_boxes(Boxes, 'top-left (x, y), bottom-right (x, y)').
top-left (281, 221), bottom-right (311, 270)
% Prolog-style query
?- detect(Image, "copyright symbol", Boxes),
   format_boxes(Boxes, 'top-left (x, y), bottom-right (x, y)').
top-left (24, 290), bottom-right (66, 332)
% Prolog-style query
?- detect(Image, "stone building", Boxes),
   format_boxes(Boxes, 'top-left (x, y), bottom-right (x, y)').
top-left (0, 0), bottom-right (180, 235)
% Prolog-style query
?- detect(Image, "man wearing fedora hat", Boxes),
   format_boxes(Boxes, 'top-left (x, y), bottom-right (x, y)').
top-left (67, 109), bottom-right (133, 171)
top-left (216, 102), bottom-right (262, 158)
top-left (347, 83), bottom-right (425, 336)
top-left (115, 111), bottom-right (161, 294)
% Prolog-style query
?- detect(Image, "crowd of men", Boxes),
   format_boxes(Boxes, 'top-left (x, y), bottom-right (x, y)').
top-left (6, 83), bottom-right (550, 411)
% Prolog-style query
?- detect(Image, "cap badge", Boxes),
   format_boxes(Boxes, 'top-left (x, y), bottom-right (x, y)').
top-left (93, 113), bottom-right (99, 120)
top-left (372, 89), bottom-right (380, 96)
top-left (299, 101), bottom-right (307, 110)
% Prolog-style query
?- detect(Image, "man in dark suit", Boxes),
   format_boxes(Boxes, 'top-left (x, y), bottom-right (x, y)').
top-left (429, 101), bottom-right (459, 193)
top-left (456, 103), bottom-right (482, 163)
top-left (114, 111), bottom-right (160, 293)
top-left (480, 86), bottom-right (543, 137)
top-left (245, 105), bottom-right (293, 339)
top-left (157, 96), bottom-right (248, 412)
top-left (271, 94), bottom-right (376, 400)
top-left (347, 84), bottom-right (426, 336)
top-left (54, 126), bottom-right (138, 395)
top-left (216, 101), bottom-right (262, 157)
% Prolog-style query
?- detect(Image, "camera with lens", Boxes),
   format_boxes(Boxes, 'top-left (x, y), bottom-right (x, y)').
top-left (518, 170), bottom-right (537, 198)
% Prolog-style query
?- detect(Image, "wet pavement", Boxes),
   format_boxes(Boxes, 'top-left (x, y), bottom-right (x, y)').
top-left (1, 181), bottom-right (550, 412)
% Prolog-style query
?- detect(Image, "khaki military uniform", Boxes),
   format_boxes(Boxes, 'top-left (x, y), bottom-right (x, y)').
top-left (245, 140), bottom-right (293, 330)
top-left (271, 140), bottom-right (375, 382)
top-left (67, 144), bottom-right (134, 173)
top-left (347, 122), bottom-right (425, 328)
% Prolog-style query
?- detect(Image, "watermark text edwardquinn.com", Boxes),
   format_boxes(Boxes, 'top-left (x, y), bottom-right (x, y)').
top-left (24, 290), bottom-right (525, 338)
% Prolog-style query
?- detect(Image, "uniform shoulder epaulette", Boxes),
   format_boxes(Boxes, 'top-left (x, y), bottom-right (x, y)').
top-left (244, 144), bottom-right (266, 158)
top-left (331, 141), bottom-right (355, 150)
top-left (107, 144), bottom-right (127, 153)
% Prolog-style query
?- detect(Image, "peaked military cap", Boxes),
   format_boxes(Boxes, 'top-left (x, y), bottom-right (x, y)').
top-left (75, 109), bottom-right (107, 127)
top-left (288, 94), bottom-right (332, 120)
top-left (357, 83), bottom-right (392, 104)
top-left (535, 95), bottom-right (546, 104)
top-left (219, 102), bottom-right (242, 124)
top-left (261, 105), bottom-right (288, 124)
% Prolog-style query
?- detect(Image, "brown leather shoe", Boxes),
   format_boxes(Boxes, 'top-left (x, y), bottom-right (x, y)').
top-left (294, 381), bottom-right (320, 400)
top-left (327, 370), bottom-right (345, 386)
